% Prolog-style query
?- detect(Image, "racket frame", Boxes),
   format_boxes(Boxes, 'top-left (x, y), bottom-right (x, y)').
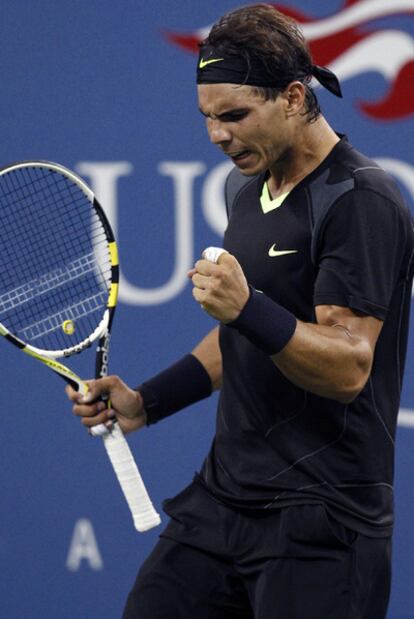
top-left (0, 160), bottom-right (161, 532)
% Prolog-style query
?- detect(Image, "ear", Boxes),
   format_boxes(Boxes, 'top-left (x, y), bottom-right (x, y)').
top-left (284, 81), bottom-right (306, 116)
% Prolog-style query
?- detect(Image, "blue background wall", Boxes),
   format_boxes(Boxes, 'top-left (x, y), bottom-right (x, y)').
top-left (0, 1), bottom-right (413, 617)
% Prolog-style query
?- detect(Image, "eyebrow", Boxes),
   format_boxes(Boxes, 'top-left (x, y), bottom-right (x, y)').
top-left (198, 107), bottom-right (249, 120)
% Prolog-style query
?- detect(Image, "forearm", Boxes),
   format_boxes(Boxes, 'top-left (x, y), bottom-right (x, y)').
top-left (190, 250), bottom-right (382, 405)
top-left (191, 326), bottom-right (222, 390)
top-left (224, 287), bottom-right (380, 404)
top-left (71, 330), bottom-right (221, 432)
top-left (273, 320), bottom-right (373, 404)
top-left (138, 327), bottom-right (221, 425)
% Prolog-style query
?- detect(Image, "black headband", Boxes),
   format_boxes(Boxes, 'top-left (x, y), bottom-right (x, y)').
top-left (197, 45), bottom-right (342, 98)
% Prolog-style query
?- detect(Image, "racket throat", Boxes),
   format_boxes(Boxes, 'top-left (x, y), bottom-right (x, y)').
top-left (25, 348), bottom-right (88, 395)
top-left (96, 332), bottom-right (111, 379)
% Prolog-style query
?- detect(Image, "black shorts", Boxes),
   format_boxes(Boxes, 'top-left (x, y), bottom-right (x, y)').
top-left (122, 483), bottom-right (391, 619)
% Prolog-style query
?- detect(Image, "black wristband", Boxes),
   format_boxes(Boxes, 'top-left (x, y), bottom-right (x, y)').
top-left (226, 286), bottom-right (297, 355)
top-left (137, 354), bottom-right (213, 426)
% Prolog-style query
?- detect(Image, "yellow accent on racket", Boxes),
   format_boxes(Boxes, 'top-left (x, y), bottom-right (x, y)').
top-left (109, 241), bottom-right (119, 266)
top-left (108, 283), bottom-right (119, 308)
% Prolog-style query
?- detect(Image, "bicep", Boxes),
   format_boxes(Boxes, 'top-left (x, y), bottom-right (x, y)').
top-left (315, 304), bottom-right (383, 355)
top-left (272, 304), bottom-right (383, 402)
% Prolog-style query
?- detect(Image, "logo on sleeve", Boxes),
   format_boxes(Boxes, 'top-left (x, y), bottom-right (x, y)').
top-left (268, 244), bottom-right (298, 257)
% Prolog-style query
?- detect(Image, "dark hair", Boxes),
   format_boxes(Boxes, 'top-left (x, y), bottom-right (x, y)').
top-left (203, 3), bottom-right (320, 122)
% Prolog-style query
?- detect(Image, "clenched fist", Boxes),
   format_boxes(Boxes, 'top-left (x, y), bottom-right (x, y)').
top-left (188, 249), bottom-right (250, 323)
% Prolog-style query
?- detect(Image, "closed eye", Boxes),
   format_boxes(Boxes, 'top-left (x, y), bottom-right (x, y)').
top-left (199, 108), bottom-right (249, 123)
top-left (219, 110), bottom-right (249, 122)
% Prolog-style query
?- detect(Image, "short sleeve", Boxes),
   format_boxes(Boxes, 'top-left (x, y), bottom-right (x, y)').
top-left (313, 189), bottom-right (409, 319)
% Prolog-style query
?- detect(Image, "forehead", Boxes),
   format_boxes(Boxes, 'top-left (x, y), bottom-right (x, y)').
top-left (197, 83), bottom-right (261, 114)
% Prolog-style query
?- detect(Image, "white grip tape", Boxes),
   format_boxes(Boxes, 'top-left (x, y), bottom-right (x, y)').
top-left (202, 246), bottom-right (228, 264)
top-left (32, 355), bottom-right (159, 531)
top-left (90, 423), bottom-right (109, 437)
top-left (77, 381), bottom-right (160, 531)
top-left (102, 424), bottom-right (161, 532)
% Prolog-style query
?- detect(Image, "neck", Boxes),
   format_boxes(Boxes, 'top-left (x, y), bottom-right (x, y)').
top-left (267, 116), bottom-right (340, 198)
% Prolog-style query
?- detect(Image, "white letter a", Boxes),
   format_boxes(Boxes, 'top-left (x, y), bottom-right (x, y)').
top-left (66, 518), bottom-right (103, 571)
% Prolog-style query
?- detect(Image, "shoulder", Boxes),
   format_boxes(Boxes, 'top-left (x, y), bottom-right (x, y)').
top-left (327, 147), bottom-right (412, 231)
top-left (339, 143), bottom-right (405, 209)
top-left (310, 139), bottom-right (412, 247)
top-left (309, 139), bottom-right (404, 206)
top-left (309, 141), bottom-right (413, 273)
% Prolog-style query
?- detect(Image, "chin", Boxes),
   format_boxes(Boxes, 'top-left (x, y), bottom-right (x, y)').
top-left (239, 163), bottom-right (267, 177)
top-left (234, 157), bottom-right (266, 177)
top-left (237, 168), bottom-right (258, 177)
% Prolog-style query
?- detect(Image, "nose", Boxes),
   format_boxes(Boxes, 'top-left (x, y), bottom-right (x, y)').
top-left (207, 118), bottom-right (232, 146)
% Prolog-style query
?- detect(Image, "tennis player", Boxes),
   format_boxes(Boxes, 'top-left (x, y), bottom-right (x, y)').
top-left (67, 4), bottom-right (414, 618)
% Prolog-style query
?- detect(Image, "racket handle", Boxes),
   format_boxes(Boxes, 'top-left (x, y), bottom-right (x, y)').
top-left (66, 377), bottom-right (160, 531)
top-left (101, 423), bottom-right (161, 532)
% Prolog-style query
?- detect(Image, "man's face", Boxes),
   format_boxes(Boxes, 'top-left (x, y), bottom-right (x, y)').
top-left (198, 83), bottom-right (294, 176)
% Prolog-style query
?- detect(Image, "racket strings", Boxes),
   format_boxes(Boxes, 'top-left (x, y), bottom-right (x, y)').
top-left (19, 291), bottom-right (108, 343)
top-left (4, 176), bottom-right (101, 271)
top-left (0, 166), bottom-right (112, 351)
top-left (0, 252), bottom-right (101, 312)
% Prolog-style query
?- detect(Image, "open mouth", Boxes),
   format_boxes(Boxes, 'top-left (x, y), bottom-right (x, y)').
top-left (229, 150), bottom-right (251, 162)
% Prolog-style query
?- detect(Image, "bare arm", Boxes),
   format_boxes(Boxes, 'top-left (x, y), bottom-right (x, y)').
top-left (191, 326), bottom-right (222, 390)
top-left (191, 253), bottom-right (383, 404)
top-left (273, 304), bottom-right (383, 403)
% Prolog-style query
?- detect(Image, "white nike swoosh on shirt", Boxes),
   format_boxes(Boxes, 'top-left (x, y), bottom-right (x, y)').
top-left (268, 244), bottom-right (298, 257)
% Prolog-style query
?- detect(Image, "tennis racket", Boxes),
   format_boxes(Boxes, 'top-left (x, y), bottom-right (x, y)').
top-left (0, 160), bottom-right (161, 532)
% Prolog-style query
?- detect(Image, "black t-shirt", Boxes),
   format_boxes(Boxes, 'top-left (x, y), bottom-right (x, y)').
top-left (195, 137), bottom-right (414, 537)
